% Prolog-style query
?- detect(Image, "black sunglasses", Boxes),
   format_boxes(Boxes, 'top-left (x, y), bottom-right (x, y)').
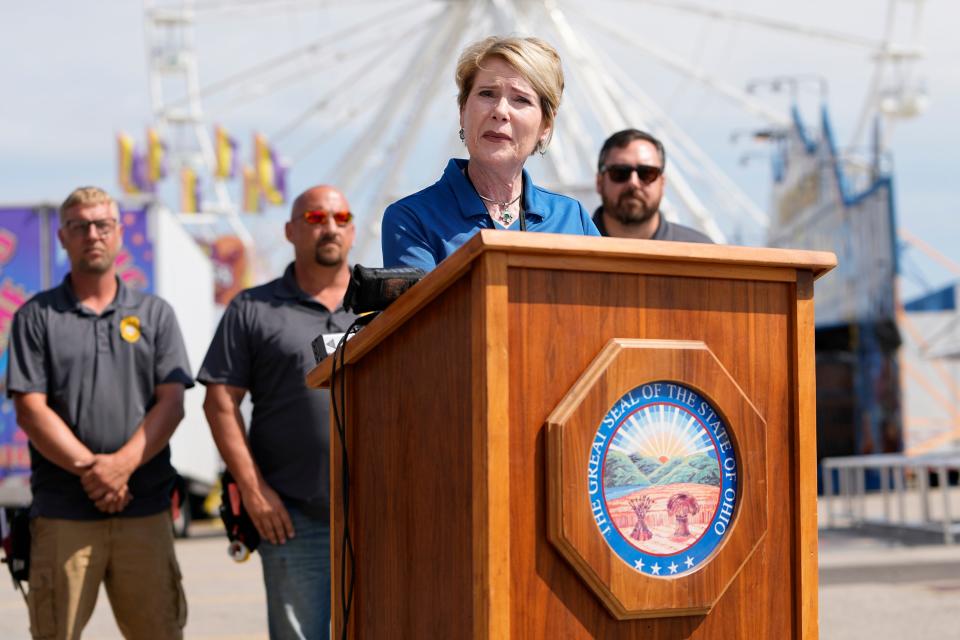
top-left (601, 164), bottom-right (663, 185)
top-left (62, 218), bottom-right (119, 237)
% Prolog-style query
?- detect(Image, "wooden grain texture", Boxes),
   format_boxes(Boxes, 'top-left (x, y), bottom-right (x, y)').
top-left (330, 276), bottom-right (476, 639)
top-left (305, 233), bottom-right (486, 388)
top-left (507, 267), bottom-right (800, 638)
top-left (471, 254), bottom-right (512, 640)
top-left (546, 340), bottom-right (769, 619)
top-left (793, 272), bottom-right (820, 639)
top-left (480, 230), bottom-right (836, 278)
top-left (308, 236), bottom-right (830, 639)
top-left (507, 254), bottom-right (798, 283)
top-left (328, 361), bottom-right (351, 638)
top-left (306, 230), bottom-right (835, 388)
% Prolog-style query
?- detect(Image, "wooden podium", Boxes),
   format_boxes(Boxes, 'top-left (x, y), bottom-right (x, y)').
top-left (308, 231), bottom-right (835, 639)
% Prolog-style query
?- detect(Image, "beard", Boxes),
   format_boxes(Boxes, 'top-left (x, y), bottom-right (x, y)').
top-left (314, 237), bottom-right (345, 267)
top-left (75, 247), bottom-right (117, 274)
top-left (78, 260), bottom-right (112, 274)
top-left (603, 188), bottom-right (659, 225)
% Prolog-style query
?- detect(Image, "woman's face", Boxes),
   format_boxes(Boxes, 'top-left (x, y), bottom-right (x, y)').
top-left (460, 57), bottom-right (550, 171)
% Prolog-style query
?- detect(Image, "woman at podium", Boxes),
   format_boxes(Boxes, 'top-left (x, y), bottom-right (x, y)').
top-left (381, 35), bottom-right (599, 271)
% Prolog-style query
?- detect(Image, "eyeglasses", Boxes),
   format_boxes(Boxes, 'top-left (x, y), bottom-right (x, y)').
top-left (62, 218), bottom-right (118, 237)
top-left (303, 209), bottom-right (353, 226)
top-left (601, 164), bottom-right (663, 185)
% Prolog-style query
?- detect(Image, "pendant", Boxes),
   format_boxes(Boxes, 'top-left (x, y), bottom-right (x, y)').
top-left (501, 210), bottom-right (514, 225)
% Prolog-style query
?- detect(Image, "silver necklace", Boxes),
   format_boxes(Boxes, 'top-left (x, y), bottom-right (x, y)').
top-left (477, 192), bottom-right (521, 224)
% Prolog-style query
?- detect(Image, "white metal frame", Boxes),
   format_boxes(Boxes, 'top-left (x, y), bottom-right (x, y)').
top-left (821, 452), bottom-right (960, 545)
top-left (141, 0), bottom-right (927, 265)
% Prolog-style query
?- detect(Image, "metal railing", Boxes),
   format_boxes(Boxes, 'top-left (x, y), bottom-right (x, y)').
top-left (820, 452), bottom-right (960, 544)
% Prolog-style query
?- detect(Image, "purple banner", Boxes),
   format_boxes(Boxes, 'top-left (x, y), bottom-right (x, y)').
top-left (0, 209), bottom-right (44, 478)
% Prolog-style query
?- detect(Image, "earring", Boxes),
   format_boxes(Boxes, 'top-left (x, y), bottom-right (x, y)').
top-left (458, 128), bottom-right (465, 142)
top-left (537, 140), bottom-right (547, 156)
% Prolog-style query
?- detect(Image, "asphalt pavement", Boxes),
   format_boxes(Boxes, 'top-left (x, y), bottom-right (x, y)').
top-left (1, 517), bottom-right (958, 639)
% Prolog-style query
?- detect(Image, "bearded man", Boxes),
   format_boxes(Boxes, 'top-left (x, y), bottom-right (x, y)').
top-left (199, 185), bottom-right (357, 639)
top-left (593, 129), bottom-right (712, 243)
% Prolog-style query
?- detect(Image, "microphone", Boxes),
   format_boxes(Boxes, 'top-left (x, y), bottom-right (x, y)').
top-left (311, 266), bottom-right (423, 363)
top-left (343, 265), bottom-right (425, 314)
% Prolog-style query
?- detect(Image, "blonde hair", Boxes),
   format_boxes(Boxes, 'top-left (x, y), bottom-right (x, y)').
top-left (59, 186), bottom-right (119, 223)
top-left (455, 36), bottom-right (564, 149)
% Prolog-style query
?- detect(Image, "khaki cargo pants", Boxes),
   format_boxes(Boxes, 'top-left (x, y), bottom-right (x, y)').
top-left (28, 512), bottom-right (187, 640)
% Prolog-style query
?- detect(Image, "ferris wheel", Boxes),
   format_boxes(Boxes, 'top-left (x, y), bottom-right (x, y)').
top-left (141, 0), bottom-right (928, 268)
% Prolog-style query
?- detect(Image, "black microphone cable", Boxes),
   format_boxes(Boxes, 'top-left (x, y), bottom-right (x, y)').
top-left (329, 313), bottom-right (377, 640)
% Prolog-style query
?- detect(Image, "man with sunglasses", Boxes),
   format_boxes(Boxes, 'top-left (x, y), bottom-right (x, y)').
top-left (199, 185), bottom-right (357, 639)
top-left (7, 187), bottom-right (193, 639)
top-left (594, 129), bottom-right (712, 243)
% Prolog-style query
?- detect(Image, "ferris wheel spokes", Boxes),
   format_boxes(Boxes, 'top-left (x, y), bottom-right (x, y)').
top-left (360, 6), bottom-right (478, 218)
top-left (190, 1), bottom-right (436, 111)
top-left (543, 1), bottom-right (728, 240)
top-left (270, 17), bottom-right (438, 146)
top-left (613, 0), bottom-right (883, 50)
top-left (574, 8), bottom-right (789, 128)
top-left (346, 2), bottom-right (494, 260)
top-left (595, 48), bottom-right (773, 231)
top-left (328, 8), bottom-right (461, 199)
top-left (145, 0), bottom-right (927, 265)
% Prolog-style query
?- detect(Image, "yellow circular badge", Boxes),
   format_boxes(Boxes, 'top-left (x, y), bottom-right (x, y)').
top-left (119, 316), bottom-right (141, 343)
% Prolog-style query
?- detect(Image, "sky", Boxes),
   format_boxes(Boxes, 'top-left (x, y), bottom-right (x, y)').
top-left (0, 0), bottom-right (957, 298)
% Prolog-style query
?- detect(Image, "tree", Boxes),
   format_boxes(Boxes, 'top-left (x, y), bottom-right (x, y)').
top-left (628, 496), bottom-right (654, 541)
top-left (667, 493), bottom-right (700, 539)
top-left (604, 451), bottom-right (649, 487)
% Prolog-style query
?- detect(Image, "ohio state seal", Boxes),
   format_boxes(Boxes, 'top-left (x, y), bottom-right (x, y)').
top-left (587, 381), bottom-right (739, 577)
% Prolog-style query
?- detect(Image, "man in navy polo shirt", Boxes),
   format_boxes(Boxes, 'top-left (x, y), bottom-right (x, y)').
top-left (199, 185), bottom-right (357, 639)
top-left (594, 129), bottom-right (713, 243)
top-left (7, 186), bottom-right (193, 639)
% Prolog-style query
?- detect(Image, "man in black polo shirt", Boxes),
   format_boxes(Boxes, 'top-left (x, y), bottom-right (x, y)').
top-left (199, 185), bottom-right (357, 640)
top-left (7, 186), bottom-right (193, 639)
top-left (594, 129), bottom-right (713, 243)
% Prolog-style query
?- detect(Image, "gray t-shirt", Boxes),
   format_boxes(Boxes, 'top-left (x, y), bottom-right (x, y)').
top-left (6, 276), bottom-right (194, 519)
top-left (592, 208), bottom-right (714, 243)
top-left (197, 263), bottom-right (356, 519)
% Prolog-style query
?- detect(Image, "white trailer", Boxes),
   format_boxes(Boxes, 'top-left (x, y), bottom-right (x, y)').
top-left (152, 206), bottom-right (221, 534)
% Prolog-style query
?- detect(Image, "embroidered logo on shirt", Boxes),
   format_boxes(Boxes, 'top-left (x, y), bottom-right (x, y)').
top-left (119, 316), bottom-right (141, 343)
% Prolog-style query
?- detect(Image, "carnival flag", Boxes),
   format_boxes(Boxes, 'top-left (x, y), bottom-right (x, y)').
top-left (180, 167), bottom-right (201, 213)
top-left (214, 125), bottom-right (238, 180)
top-left (271, 147), bottom-right (288, 203)
top-left (117, 133), bottom-right (141, 195)
top-left (242, 164), bottom-right (262, 213)
top-left (146, 128), bottom-right (166, 185)
top-left (254, 133), bottom-right (285, 206)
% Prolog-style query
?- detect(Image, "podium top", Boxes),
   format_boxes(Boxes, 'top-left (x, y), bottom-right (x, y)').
top-left (307, 230), bottom-right (836, 388)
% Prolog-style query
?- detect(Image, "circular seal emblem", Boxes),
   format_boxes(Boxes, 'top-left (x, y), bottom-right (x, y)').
top-left (119, 316), bottom-right (141, 344)
top-left (587, 381), bottom-right (738, 578)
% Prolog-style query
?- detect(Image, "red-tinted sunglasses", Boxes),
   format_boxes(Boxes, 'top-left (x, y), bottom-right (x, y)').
top-left (601, 164), bottom-right (663, 185)
top-left (303, 209), bottom-right (353, 226)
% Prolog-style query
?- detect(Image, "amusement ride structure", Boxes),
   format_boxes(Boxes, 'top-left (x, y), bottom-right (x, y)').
top-left (128, 0), bottom-right (952, 458)
top-left (138, 0), bottom-right (928, 263)
top-left (1, 0), bottom-right (950, 524)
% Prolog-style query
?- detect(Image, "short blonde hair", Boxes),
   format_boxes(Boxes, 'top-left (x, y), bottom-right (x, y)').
top-left (59, 186), bottom-right (119, 223)
top-left (455, 36), bottom-right (564, 149)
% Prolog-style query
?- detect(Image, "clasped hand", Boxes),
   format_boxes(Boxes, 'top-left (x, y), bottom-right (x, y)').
top-left (76, 454), bottom-right (135, 514)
